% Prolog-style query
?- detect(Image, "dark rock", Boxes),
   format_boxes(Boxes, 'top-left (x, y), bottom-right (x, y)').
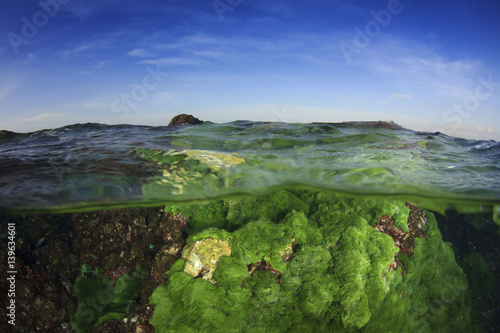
top-left (167, 114), bottom-right (203, 127)
top-left (0, 242), bottom-right (77, 332)
top-left (0, 207), bottom-right (185, 332)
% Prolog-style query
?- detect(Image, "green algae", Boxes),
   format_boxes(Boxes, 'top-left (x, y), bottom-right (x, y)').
top-left (72, 266), bottom-right (148, 333)
top-left (150, 190), bottom-right (476, 332)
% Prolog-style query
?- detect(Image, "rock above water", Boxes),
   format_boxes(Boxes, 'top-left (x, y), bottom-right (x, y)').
top-left (168, 114), bottom-right (203, 127)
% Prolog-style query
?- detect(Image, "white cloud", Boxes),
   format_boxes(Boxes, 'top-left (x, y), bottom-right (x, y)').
top-left (146, 33), bottom-right (340, 67)
top-left (191, 50), bottom-right (229, 59)
top-left (349, 37), bottom-right (484, 98)
top-left (127, 49), bottom-right (153, 57)
top-left (435, 123), bottom-right (499, 140)
top-left (477, 125), bottom-right (495, 134)
top-left (22, 112), bottom-right (68, 122)
top-left (137, 57), bottom-right (203, 66)
top-left (390, 93), bottom-right (411, 99)
top-left (61, 0), bottom-right (125, 19)
top-left (62, 44), bottom-right (95, 58)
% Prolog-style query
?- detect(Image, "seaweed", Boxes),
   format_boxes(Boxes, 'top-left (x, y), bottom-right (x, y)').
top-left (72, 266), bottom-right (148, 333)
top-left (150, 190), bottom-right (474, 332)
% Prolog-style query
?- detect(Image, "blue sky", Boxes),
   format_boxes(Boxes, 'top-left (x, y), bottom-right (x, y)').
top-left (1, 0), bottom-right (499, 140)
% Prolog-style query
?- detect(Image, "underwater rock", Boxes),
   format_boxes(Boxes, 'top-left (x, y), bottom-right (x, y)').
top-left (71, 207), bottom-right (185, 332)
top-left (183, 149), bottom-right (246, 171)
top-left (167, 114), bottom-right (203, 127)
top-left (0, 207), bottom-right (185, 332)
top-left (373, 203), bottom-right (429, 272)
top-left (0, 241), bottom-right (76, 332)
top-left (182, 237), bottom-right (232, 283)
top-left (0, 213), bottom-right (77, 332)
top-left (72, 207), bottom-right (184, 289)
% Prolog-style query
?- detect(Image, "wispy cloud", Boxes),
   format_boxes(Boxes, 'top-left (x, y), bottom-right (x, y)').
top-left (137, 57), bottom-right (203, 66)
top-left (191, 50), bottom-right (229, 59)
top-left (477, 125), bottom-right (495, 134)
top-left (390, 93), bottom-right (411, 99)
top-left (62, 44), bottom-right (95, 58)
top-left (350, 37), bottom-right (484, 97)
top-left (127, 48), bottom-right (154, 57)
top-left (136, 32), bottom-right (342, 68)
top-left (438, 123), bottom-right (499, 140)
top-left (58, 30), bottom-right (341, 71)
top-left (61, 0), bottom-right (125, 19)
top-left (22, 112), bottom-right (68, 122)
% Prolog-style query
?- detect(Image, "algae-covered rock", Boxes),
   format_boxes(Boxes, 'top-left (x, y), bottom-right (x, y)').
top-left (183, 149), bottom-right (245, 171)
top-left (150, 190), bottom-right (474, 332)
top-left (182, 237), bottom-right (231, 283)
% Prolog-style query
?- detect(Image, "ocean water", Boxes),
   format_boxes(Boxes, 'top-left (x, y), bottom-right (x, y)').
top-left (1, 120), bottom-right (499, 332)
top-left (0, 121), bottom-right (499, 216)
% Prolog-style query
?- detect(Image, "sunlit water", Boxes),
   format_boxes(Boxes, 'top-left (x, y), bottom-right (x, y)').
top-left (0, 121), bottom-right (499, 217)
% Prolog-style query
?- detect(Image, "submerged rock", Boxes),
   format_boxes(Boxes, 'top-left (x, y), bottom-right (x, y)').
top-left (0, 207), bottom-right (185, 333)
top-left (71, 207), bottom-right (185, 332)
top-left (0, 213), bottom-right (77, 332)
top-left (182, 237), bottom-right (232, 283)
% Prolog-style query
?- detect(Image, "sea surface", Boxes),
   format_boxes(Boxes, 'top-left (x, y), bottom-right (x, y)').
top-left (0, 120), bottom-right (499, 218)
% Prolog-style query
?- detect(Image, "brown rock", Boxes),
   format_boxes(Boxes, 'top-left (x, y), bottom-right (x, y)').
top-left (167, 114), bottom-right (203, 127)
top-left (0, 207), bottom-right (185, 333)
